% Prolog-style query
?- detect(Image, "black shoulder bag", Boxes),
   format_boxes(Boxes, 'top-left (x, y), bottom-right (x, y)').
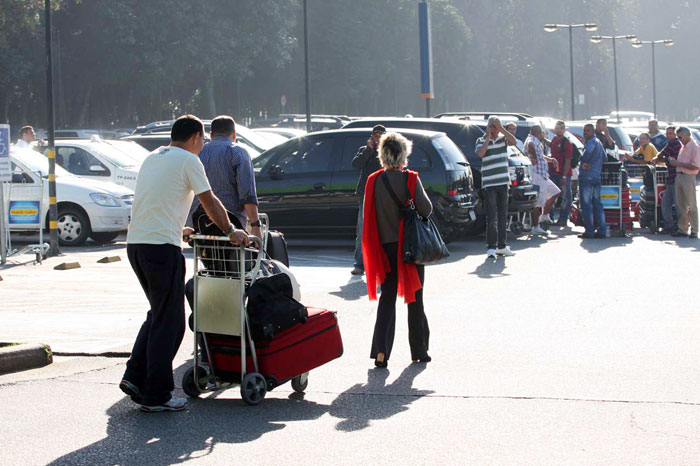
top-left (380, 171), bottom-right (449, 265)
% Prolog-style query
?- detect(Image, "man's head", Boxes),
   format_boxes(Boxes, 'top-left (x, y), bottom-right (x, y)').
top-left (554, 120), bottom-right (566, 137)
top-left (210, 115), bottom-right (236, 140)
top-left (170, 114), bottom-right (205, 154)
top-left (676, 126), bottom-right (692, 145)
top-left (19, 126), bottom-right (35, 143)
top-left (638, 132), bottom-right (651, 147)
top-left (665, 125), bottom-right (677, 140)
top-left (504, 122), bottom-right (518, 136)
top-left (583, 123), bottom-right (595, 140)
top-left (370, 125), bottom-right (386, 146)
top-left (487, 116), bottom-right (501, 138)
top-left (530, 125), bottom-right (543, 138)
top-left (595, 119), bottom-right (607, 132)
top-left (648, 119), bottom-right (659, 134)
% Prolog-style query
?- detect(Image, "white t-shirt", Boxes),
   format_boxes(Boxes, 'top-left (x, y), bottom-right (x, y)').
top-left (127, 146), bottom-right (211, 247)
top-left (15, 139), bottom-right (31, 149)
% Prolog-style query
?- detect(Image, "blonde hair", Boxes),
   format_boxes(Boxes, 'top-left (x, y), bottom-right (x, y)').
top-left (378, 132), bottom-right (412, 169)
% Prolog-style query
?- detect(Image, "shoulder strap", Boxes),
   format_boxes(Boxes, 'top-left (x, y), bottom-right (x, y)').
top-left (380, 171), bottom-right (405, 209)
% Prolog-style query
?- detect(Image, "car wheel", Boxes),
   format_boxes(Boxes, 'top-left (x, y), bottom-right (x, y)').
top-left (89, 231), bottom-right (120, 244)
top-left (57, 207), bottom-right (91, 247)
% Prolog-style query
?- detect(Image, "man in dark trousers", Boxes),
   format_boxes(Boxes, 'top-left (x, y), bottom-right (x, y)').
top-left (120, 115), bottom-right (249, 413)
top-left (579, 124), bottom-right (607, 239)
top-left (350, 124), bottom-right (385, 275)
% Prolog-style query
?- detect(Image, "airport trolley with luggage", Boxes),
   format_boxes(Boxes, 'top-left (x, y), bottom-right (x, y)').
top-left (623, 162), bottom-right (647, 223)
top-left (183, 233), bottom-right (343, 405)
top-left (638, 165), bottom-right (668, 234)
top-left (570, 162), bottom-right (631, 235)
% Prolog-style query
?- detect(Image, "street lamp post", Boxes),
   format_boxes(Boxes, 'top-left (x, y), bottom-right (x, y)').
top-left (590, 34), bottom-right (638, 123)
top-left (544, 23), bottom-right (598, 120)
top-left (303, 0), bottom-right (311, 132)
top-left (632, 39), bottom-right (674, 120)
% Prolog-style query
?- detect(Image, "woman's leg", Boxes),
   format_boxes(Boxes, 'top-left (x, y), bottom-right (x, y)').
top-left (407, 264), bottom-right (429, 360)
top-left (370, 243), bottom-right (399, 361)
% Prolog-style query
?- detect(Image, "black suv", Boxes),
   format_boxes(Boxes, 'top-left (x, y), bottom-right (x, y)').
top-left (252, 128), bottom-right (475, 242)
top-left (343, 118), bottom-right (538, 233)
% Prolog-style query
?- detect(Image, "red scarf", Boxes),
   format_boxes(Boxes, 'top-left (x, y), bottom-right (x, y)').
top-left (362, 169), bottom-right (422, 304)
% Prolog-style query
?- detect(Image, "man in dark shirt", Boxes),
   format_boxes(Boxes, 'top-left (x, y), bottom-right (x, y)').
top-left (185, 115), bottom-right (261, 239)
top-left (595, 118), bottom-right (616, 153)
top-left (652, 125), bottom-right (682, 234)
top-left (550, 121), bottom-right (573, 226)
top-left (579, 124), bottom-right (607, 239)
top-left (350, 124), bottom-right (385, 275)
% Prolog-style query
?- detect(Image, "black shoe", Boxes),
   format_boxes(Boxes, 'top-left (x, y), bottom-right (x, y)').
top-left (350, 267), bottom-right (364, 276)
top-left (412, 355), bottom-right (432, 363)
top-left (594, 232), bottom-right (606, 239)
top-left (690, 233), bottom-right (698, 239)
top-left (374, 359), bottom-right (388, 368)
top-left (578, 233), bottom-right (595, 239)
top-left (672, 230), bottom-right (688, 237)
top-left (119, 379), bottom-right (142, 404)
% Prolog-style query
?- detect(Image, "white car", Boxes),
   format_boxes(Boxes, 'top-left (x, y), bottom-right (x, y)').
top-left (46, 137), bottom-right (141, 190)
top-left (8, 146), bottom-right (133, 246)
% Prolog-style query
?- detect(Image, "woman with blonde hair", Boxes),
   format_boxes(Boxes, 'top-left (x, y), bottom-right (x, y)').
top-left (362, 132), bottom-right (433, 368)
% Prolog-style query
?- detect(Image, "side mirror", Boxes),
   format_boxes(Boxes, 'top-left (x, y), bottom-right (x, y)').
top-left (268, 164), bottom-right (284, 180)
top-left (89, 165), bottom-right (107, 174)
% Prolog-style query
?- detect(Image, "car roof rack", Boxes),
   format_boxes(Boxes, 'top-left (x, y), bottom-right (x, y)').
top-left (434, 112), bottom-right (533, 121)
top-left (278, 114), bottom-right (352, 123)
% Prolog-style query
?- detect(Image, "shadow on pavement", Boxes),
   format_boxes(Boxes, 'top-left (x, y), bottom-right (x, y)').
top-left (577, 234), bottom-right (633, 253)
top-left (470, 256), bottom-right (509, 279)
top-left (329, 364), bottom-right (433, 432)
top-left (329, 276), bottom-right (368, 301)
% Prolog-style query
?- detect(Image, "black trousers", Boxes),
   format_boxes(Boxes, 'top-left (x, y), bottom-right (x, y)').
top-left (371, 243), bottom-right (429, 361)
top-left (483, 184), bottom-right (509, 249)
top-left (123, 244), bottom-right (186, 406)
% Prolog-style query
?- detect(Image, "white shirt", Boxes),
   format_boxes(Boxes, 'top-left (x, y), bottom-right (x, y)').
top-left (15, 139), bottom-right (31, 149)
top-left (127, 146), bottom-right (211, 247)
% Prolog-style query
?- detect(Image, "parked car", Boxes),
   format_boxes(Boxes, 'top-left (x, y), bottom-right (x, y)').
top-left (252, 128), bottom-right (475, 242)
top-left (434, 112), bottom-right (543, 142)
top-left (39, 137), bottom-right (141, 190)
top-left (566, 121), bottom-right (634, 156)
top-left (102, 139), bottom-right (151, 163)
top-left (123, 133), bottom-right (262, 159)
top-left (253, 127), bottom-right (307, 140)
top-left (344, 117), bottom-right (537, 234)
top-left (253, 114), bottom-right (351, 132)
top-left (55, 129), bottom-right (100, 139)
top-left (8, 146), bottom-right (133, 246)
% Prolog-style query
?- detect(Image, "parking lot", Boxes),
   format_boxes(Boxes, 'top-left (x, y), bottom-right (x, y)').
top-left (2, 212), bottom-right (700, 464)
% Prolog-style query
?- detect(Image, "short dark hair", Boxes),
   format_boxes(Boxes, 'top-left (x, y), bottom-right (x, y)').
top-left (676, 126), bottom-right (691, 137)
top-left (20, 126), bottom-right (34, 136)
top-left (171, 114), bottom-right (204, 142)
top-left (211, 115), bottom-right (235, 136)
top-left (596, 118), bottom-right (607, 125)
top-left (372, 124), bottom-right (386, 134)
top-left (666, 125), bottom-right (676, 133)
top-left (584, 123), bottom-right (595, 132)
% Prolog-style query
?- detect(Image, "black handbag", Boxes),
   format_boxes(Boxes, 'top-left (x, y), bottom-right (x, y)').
top-left (380, 171), bottom-right (449, 265)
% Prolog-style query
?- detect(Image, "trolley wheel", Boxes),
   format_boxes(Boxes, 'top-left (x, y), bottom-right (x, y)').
top-left (648, 220), bottom-right (657, 234)
top-left (291, 372), bottom-right (309, 393)
top-left (511, 221), bottom-right (524, 236)
top-left (241, 372), bottom-right (267, 406)
top-left (182, 365), bottom-right (208, 398)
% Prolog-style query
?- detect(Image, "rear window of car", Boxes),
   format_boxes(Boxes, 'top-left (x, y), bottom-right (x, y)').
top-left (432, 135), bottom-right (468, 170)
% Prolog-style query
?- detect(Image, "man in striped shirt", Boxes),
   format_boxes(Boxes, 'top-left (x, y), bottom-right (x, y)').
top-left (651, 125), bottom-right (682, 234)
top-left (475, 116), bottom-right (518, 258)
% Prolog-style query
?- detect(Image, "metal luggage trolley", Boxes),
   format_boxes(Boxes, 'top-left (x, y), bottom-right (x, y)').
top-left (623, 162), bottom-right (648, 223)
top-left (184, 233), bottom-right (269, 405)
top-left (638, 165), bottom-right (667, 233)
top-left (600, 162), bottom-right (631, 236)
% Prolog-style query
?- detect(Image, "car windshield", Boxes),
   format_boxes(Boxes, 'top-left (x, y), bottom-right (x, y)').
top-left (12, 147), bottom-right (72, 177)
top-left (431, 135), bottom-right (468, 170)
top-left (236, 125), bottom-right (275, 152)
top-left (88, 143), bottom-right (141, 168)
top-left (106, 140), bottom-right (151, 162)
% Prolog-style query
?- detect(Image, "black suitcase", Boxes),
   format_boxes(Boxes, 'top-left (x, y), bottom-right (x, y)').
top-left (266, 230), bottom-right (290, 267)
top-left (246, 273), bottom-right (307, 341)
top-left (191, 205), bottom-right (245, 274)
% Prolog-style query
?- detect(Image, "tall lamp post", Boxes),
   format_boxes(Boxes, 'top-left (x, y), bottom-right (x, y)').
top-left (302, 0), bottom-right (311, 132)
top-left (631, 39), bottom-right (674, 120)
top-left (45, 0), bottom-right (59, 256)
top-left (590, 34), bottom-right (638, 123)
top-left (544, 23), bottom-right (598, 120)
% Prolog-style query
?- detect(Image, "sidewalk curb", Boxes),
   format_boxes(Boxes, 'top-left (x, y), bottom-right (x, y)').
top-left (0, 343), bottom-right (53, 374)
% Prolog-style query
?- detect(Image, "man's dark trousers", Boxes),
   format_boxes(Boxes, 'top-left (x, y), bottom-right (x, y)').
top-left (483, 184), bottom-right (509, 249)
top-left (123, 243), bottom-right (186, 406)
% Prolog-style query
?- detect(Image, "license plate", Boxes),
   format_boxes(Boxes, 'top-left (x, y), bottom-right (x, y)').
top-left (469, 210), bottom-right (477, 221)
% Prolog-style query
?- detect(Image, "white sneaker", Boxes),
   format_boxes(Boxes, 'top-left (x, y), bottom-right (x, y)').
top-left (531, 226), bottom-right (548, 236)
top-left (539, 214), bottom-right (553, 224)
top-left (140, 397), bottom-right (188, 413)
top-left (496, 246), bottom-right (515, 256)
top-left (486, 248), bottom-right (497, 258)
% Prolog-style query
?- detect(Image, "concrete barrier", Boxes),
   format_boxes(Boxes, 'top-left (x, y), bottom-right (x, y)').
top-left (0, 343), bottom-right (53, 374)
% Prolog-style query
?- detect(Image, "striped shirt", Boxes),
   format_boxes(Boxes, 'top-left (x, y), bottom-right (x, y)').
top-left (525, 135), bottom-right (548, 178)
top-left (476, 135), bottom-right (510, 188)
top-left (658, 138), bottom-right (681, 183)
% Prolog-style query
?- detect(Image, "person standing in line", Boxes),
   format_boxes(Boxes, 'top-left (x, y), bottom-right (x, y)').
top-left (525, 125), bottom-right (560, 235)
top-left (350, 125), bottom-right (385, 275)
top-left (120, 115), bottom-right (249, 413)
top-left (185, 115), bottom-right (261, 240)
top-left (363, 132), bottom-right (432, 368)
top-left (475, 116), bottom-right (517, 258)
top-left (550, 121), bottom-right (574, 226)
top-left (651, 126), bottom-right (682, 234)
top-left (635, 120), bottom-right (667, 151)
top-left (595, 118), bottom-right (616, 154)
top-left (505, 122), bottom-right (525, 153)
top-left (579, 124), bottom-right (607, 239)
top-left (669, 126), bottom-right (700, 239)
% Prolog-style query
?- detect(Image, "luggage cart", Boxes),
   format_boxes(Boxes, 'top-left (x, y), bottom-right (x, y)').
top-left (183, 234), bottom-right (271, 405)
top-left (600, 162), bottom-right (631, 236)
top-left (623, 162), bottom-right (647, 223)
top-left (638, 166), bottom-right (667, 233)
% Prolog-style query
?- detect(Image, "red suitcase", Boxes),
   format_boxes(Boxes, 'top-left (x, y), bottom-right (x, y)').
top-left (206, 307), bottom-right (343, 389)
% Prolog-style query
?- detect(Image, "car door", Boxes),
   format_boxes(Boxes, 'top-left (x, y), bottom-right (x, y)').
top-left (7, 161), bottom-right (44, 232)
top-left (55, 146), bottom-right (112, 183)
top-left (328, 133), bottom-right (370, 231)
top-left (254, 135), bottom-right (337, 234)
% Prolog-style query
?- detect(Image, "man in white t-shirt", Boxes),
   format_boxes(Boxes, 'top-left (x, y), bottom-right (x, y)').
top-left (120, 115), bottom-right (249, 413)
top-left (15, 125), bottom-right (38, 149)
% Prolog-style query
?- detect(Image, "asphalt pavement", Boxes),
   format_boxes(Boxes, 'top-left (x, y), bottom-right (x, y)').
top-left (2, 200), bottom-right (700, 464)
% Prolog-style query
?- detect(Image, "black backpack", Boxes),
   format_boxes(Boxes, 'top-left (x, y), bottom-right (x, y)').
top-left (561, 137), bottom-right (582, 169)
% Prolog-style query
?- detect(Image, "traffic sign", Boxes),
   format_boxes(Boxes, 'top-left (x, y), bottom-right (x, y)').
top-left (0, 124), bottom-right (10, 182)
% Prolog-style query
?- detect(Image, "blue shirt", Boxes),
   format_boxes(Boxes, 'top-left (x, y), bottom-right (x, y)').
top-left (187, 136), bottom-right (258, 228)
top-left (580, 136), bottom-right (606, 180)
